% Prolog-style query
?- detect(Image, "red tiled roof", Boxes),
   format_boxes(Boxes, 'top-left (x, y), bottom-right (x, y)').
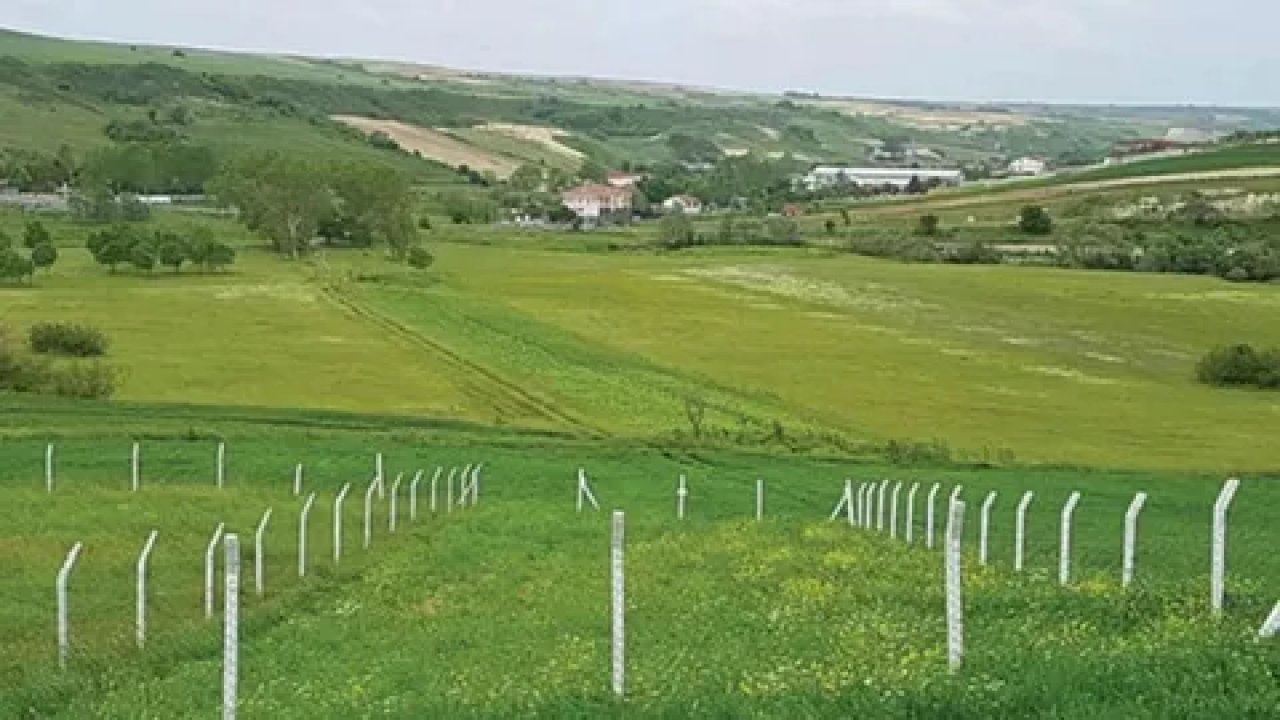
top-left (562, 183), bottom-right (632, 198)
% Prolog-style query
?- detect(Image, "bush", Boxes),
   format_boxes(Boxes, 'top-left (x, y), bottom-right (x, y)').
top-left (29, 323), bottom-right (109, 357)
top-left (1196, 344), bottom-right (1280, 390)
top-left (1018, 205), bottom-right (1053, 235)
top-left (406, 245), bottom-right (434, 270)
top-left (915, 214), bottom-right (941, 237)
top-left (49, 360), bottom-right (117, 399)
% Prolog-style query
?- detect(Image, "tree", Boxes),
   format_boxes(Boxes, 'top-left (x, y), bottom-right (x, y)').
top-left (1018, 205), bottom-right (1053, 235)
top-left (86, 226), bottom-right (138, 272)
top-left (659, 211), bottom-right (695, 249)
top-left (206, 241), bottom-right (235, 272)
top-left (210, 152), bottom-right (333, 259)
top-left (130, 241), bottom-right (157, 272)
top-left (915, 214), bottom-right (941, 237)
top-left (23, 221), bottom-right (51, 249)
top-left (840, 208), bottom-right (852, 226)
top-left (824, 218), bottom-right (837, 236)
top-left (70, 186), bottom-right (121, 223)
top-left (120, 194), bottom-right (151, 221)
top-left (155, 232), bottom-right (189, 272)
top-left (0, 229), bottom-right (10, 250)
top-left (30, 243), bottom-right (58, 273)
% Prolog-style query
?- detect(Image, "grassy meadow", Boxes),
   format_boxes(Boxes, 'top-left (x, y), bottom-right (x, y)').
top-left (0, 423), bottom-right (1277, 718)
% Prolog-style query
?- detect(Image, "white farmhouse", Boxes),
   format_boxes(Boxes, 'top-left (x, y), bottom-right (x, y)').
top-left (1007, 156), bottom-right (1050, 176)
top-left (561, 183), bottom-right (633, 224)
top-left (661, 194), bottom-right (703, 215)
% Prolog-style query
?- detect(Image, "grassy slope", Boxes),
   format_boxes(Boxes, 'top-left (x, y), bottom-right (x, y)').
top-left (1067, 143), bottom-right (1280, 183)
top-left (0, 418), bottom-right (1276, 717)
top-left (8, 209), bottom-right (1278, 471)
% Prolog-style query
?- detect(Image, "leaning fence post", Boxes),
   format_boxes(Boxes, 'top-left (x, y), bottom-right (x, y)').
top-left (1014, 491), bottom-right (1034, 572)
top-left (1212, 478), bottom-right (1240, 615)
top-left (46, 443), bottom-right (54, 493)
top-left (389, 473), bottom-right (403, 532)
top-left (333, 483), bottom-right (352, 564)
top-left (57, 541), bottom-right (83, 669)
top-left (677, 474), bottom-right (688, 520)
top-left (945, 501), bottom-right (965, 674)
top-left (136, 530), bottom-right (158, 649)
top-left (131, 442), bottom-right (140, 492)
top-left (409, 470), bottom-right (424, 521)
top-left (205, 523), bottom-right (225, 618)
top-left (216, 441), bottom-right (226, 489)
top-left (223, 534), bottom-right (240, 720)
top-left (830, 481), bottom-right (851, 522)
top-left (925, 483), bottom-right (941, 549)
top-left (1059, 492), bottom-right (1082, 586)
top-left (1260, 602), bottom-right (1280, 639)
top-left (979, 492), bottom-right (997, 566)
top-left (611, 510), bottom-right (626, 698)
top-left (889, 482), bottom-right (903, 539)
top-left (298, 493), bottom-right (316, 577)
top-left (1122, 492), bottom-right (1148, 587)
top-left (254, 508), bottom-right (272, 597)
top-left (905, 483), bottom-right (920, 543)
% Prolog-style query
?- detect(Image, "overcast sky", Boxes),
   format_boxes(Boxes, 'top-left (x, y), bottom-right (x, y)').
top-left (4, 0), bottom-right (1279, 106)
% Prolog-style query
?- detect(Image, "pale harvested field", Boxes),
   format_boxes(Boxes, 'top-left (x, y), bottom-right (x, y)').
top-left (806, 99), bottom-right (1033, 129)
top-left (332, 115), bottom-right (519, 177)
top-left (478, 122), bottom-right (584, 160)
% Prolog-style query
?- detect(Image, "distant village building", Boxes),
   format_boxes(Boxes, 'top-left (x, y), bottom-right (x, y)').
top-left (1007, 156), bottom-right (1050, 176)
top-left (661, 194), bottom-right (703, 215)
top-left (561, 183), bottom-right (633, 225)
top-left (606, 171), bottom-right (644, 189)
top-left (800, 166), bottom-right (964, 191)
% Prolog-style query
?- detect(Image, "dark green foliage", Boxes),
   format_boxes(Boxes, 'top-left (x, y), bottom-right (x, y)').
top-left (824, 219), bottom-right (837, 236)
top-left (155, 232), bottom-right (189, 272)
top-left (104, 118), bottom-right (181, 143)
top-left (368, 131), bottom-right (401, 151)
top-left (659, 211), bottom-right (696, 249)
top-left (120, 193), bottom-right (152, 221)
top-left (1018, 205), bottom-right (1054, 235)
top-left (1196, 344), bottom-right (1280, 390)
top-left (0, 145), bottom-right (77, 192)
top-left (22, 221), bottom-right (51, 249)
top-left (129, 240), bottom-right (157, 272)
top-left (82, 142), bottom-right (219, 194)
top-left (29, 243), bottom-right (57, 272)
top-left (1, 325), bottom-right (115, 399)
top-left (0, 246), bottom-right (35, 283)
top-left (86, 225), bottom-right (140, 271)
top-left (69, 186), bottom-right (122, 222)
top-left (204, 240), bottom-right (236, 271)
top-left (406, 245), bottom-right (434, 270)
top-left (915, 214), bottom-right (941, 237)
top-left (839, 208), bottom-right (852, 226)
top-left (28, 323), bottom-right (109, 357)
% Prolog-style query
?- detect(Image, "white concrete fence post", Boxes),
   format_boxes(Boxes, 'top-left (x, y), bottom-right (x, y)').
top-left (905, 483), bottom-right (920, 543)
top-left (1122, 492), bottom-right (1148, 587)
top-left (375, 453), bottom-right (385, 499)
top-left (446, 467), bottom-right (456, 513)
top-left (298, 493), bottom-right (316, 577)
top-left (205, 523), bottom-right (226, 619)
top-left (925, 484), bottom-right (941, 549)
top-left (457, 464), bottom-right (474, 508)
top-left (131, 442), bottom-right (140, 492)
top-left (363, 480), bottom-right (377, 550)
top-left (389, 473), bottom-right (403, 532)
top-left (830, 481), bottom-right (852, 522)
top-left (136, 530), bottom-right (158, 649)
top-left (876, 480), bottom-right (888, 531)
top-left (1014, 491), bottom-right (1034, 572)
top-left (1059, 492), bottom-right (1082, 586)
top-left (216, 442), bottom-right (226, 489)
top-left (577, 469), bottom-right (601, 512)
top-left (979, 492), bottom-right (997, 566)
top-left (1212, 478), bottom-right (1240, 615)
top-left (293, 464), bottom-right (303, 497)
top-left (853, 483), bottom-right (864, 528)
top-left (57, 541), bottom-right (83, 669)
top-left (254, 508), bottom-right (272, 597)
top-left (409, 470), bottom-right (424, 521)
top-left (889, 482), bottom-right (903, 539)
top-left (430, 467), bottom-right (441, 513)
top-left (945, 501), bottom-right (966, 674)
top-left (677, 474), bottom-right (688, 520)
top-left (333, 483), bottom-right (352, 565)
top-left (1260, 602), bottom-right (1280, 640)
top-left (611, 510), bottom-right (626, 698)
top-left (756, 479), bottom-right (765, 521)
top-left (223, 534), bottom-right (240, 720)
top-left (45, 443), bottom-right (54, 493)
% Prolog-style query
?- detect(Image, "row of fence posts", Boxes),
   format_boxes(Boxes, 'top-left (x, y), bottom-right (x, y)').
top-left (832, 476), bottom-right (1279, 672)
top-left (50, 459), bottom-right (484, 718)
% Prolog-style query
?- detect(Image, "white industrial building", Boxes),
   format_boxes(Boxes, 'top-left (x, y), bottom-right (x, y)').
top-left (800, 166), bottom-right (964, 191)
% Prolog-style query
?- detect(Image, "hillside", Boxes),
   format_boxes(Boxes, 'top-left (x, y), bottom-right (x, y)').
top-left (5, 27), bottom-right (1278, 175)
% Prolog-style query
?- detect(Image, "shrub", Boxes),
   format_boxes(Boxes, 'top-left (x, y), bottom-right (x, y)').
top-left (29, 323), bottom-right (109, 357)
top-left (1196, 344), bottom-right (1280, 390)
top-left (915, 214), bottom-right (941, 237)
top-left (1018, 205), bottom-right (1053, 235)
top-left (406, 245), bottom-right (434, 270)
top-left (49, 360), bottom-right (118, 399)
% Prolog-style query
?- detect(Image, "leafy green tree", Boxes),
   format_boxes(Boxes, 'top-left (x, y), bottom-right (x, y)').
top-left (70, 186), bottom-right (121, 223)
top-left (86, 226), bottom-right (139, 272)
top-left (206, 241), bottom-right (236, 272)
top-left (155, 232), bottom-right (189, 272)
top-left (30, 243), bottom-right (58, 273)
top-left (0, 229), bottom-right (10, 250)
top-left (659, 211), bottom-right (695, 250)
top-left (130, 241), bottom-right (157, 272)
top-left (407, 245), bottom-right (434, 269)
top-left (916, 214), bottom-right (941, 237)
top-left (23, 221), bottom-right (51, 249)
top-left (210, 152), bottom-right (333, 259)
top-left (1018, 205), bottom-right (1053, 235)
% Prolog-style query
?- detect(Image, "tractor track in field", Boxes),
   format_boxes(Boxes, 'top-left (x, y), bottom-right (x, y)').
top-left (320, 286), bottom-right (605, 438)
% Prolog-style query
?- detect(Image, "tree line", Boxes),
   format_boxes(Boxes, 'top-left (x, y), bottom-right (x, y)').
top-left (85, 225), bottom-right (235, 274)
top-left (0, 222), bottom-right (59, 283)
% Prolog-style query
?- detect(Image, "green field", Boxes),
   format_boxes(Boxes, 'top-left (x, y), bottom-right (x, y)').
top-left (1067, 143), bottom-right (1280, 183)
